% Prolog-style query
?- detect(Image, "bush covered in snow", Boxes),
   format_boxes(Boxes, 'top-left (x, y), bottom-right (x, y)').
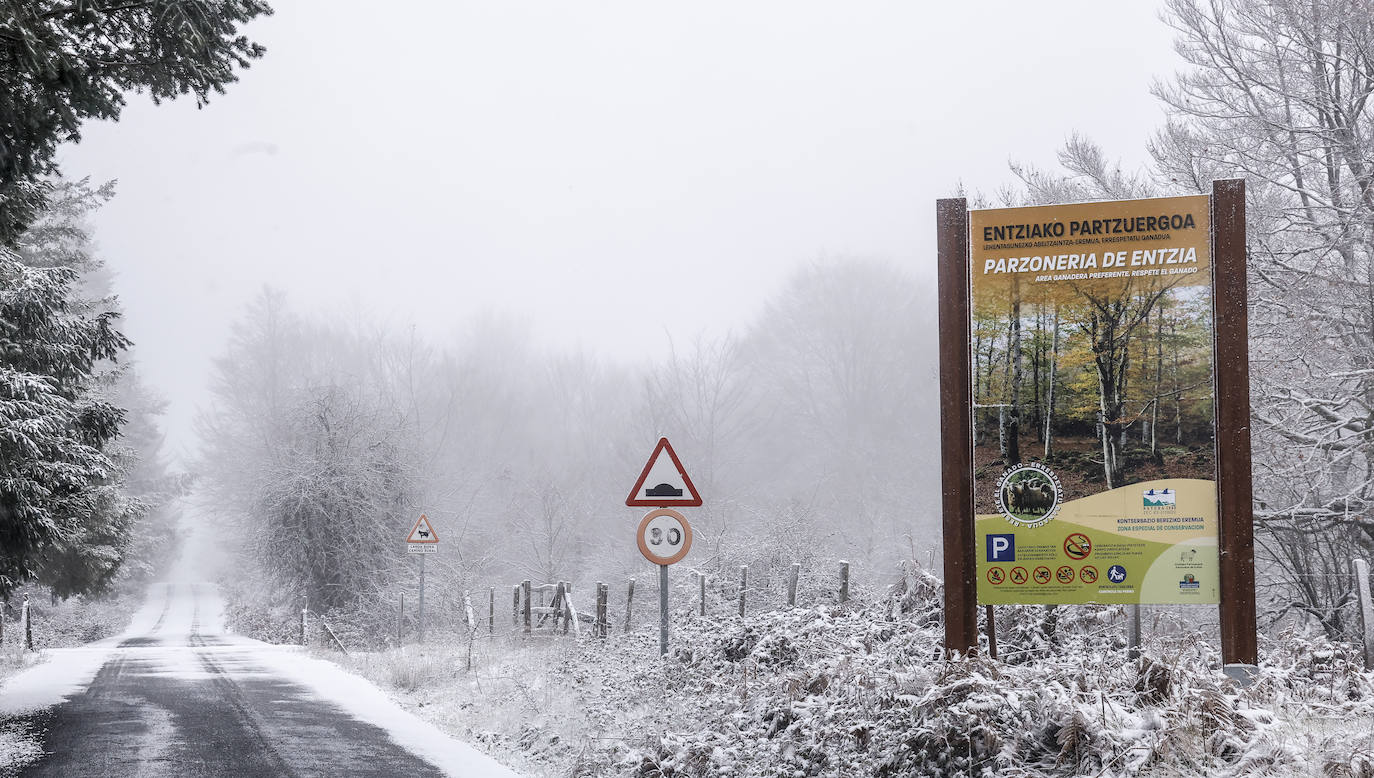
top-left (321, 564), bottom-right (1374, 778)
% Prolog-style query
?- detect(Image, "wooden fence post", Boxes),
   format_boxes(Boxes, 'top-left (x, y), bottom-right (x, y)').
top-left (398, 592), bottom-right (405, 644)
top-left (550, 582), bottom-right (566, 632)
top-left (839, 561), bottom-right (850, 603)
top-left (985, 605), bottom-right (998, 661)
top-left (489, 587), bottom-right (495, 635)
top-left (22, 596), bottom-right (33, 652)
top-left (698, 572), bottom-right (706, 616)
top-left (561, 582), bottom-right (573, 635)
top-left (1128, 604), bottom-right (1142, 661)
top-left (625, 578), bottom-right (635, 632)
top-left (522, 580), bottom-right (532, 633)
top-left (596, 582), bottom-right (608, 639)
top-left (301, 606), bottom-right (309, 647)
top-left (738, 566), bottom-right (747, 617)
top-left (787, 563), bottom-right (800, 607)
top-left (1353, 558), bottom-right (1374, 670)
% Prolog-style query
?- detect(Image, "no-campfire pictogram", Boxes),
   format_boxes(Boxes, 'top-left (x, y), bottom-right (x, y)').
top-left (1063, 533), bottom-right (1092, 560)
top-left (986, 567), bottom-right (1006, 585)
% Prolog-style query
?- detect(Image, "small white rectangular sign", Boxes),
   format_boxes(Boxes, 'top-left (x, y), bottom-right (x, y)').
top-left (407, 544), bottom-right (436, 554)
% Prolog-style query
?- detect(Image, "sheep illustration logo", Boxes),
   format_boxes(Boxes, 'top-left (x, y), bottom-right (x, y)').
top-left (995, 462), bottom-right (1063, 529)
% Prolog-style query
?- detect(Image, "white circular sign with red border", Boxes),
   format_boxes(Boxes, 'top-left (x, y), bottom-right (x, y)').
top-left (636, 508), bottom-right (692, 565)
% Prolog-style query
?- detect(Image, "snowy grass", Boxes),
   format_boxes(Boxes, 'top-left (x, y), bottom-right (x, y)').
top-left (300, 567), bottom-right (1374, 777)
top-left (7, 583), bottom-right (145, 650)
top-left (0, 639), bottom-right (39, 687)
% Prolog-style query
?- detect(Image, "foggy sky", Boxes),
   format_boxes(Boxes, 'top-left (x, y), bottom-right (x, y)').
top-left (55, 1), bottom-right (1178, 464)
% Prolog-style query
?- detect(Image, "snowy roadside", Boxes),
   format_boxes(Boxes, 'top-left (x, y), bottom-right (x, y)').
top-left (0, 582), bottom-right (171, 773)
top-left (314, 572), bottom-right (1374, 778)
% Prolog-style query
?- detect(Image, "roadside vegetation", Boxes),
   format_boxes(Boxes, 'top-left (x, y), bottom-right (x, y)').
top-left (304, 564), bottom-right (1374, 778)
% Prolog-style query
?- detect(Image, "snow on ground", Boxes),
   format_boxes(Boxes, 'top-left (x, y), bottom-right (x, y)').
top-left (1, 581), bottom-right (526, 778)
top-left (321, 567), bottom-right (1374, 778)
top-left (0, 584), bottom-right (171, 772)
top-left (254, 647), bottom-right (523, 778)
top-left (0, 579), bottom-right (169, 717)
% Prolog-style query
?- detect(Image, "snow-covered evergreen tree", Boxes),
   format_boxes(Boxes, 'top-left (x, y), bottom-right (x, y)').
top-left (0, 250), bottom-right (130, 596)
top-left (0, 0), bottom-right (272, 244)
top-left (0, 178), bottom-right (172, 598)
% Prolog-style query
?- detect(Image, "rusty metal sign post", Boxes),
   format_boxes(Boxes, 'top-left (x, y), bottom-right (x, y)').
top-left (935, 181), bottom-right (1257, 671)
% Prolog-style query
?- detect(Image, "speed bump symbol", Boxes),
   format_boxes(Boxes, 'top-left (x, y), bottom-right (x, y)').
top-left (1033, 566), bottom-right (1051, 584)
top-left (1056, 565), bottom-right (1075, 583)
top-left (1010, 566), bottom-right (1028, 585)
top-left (1064, 533), bottom-right (1092, 560)
top-left (986, 567), bottom-right (1005, 585)
top-left (1080, 565), bottom-right (1099, 584)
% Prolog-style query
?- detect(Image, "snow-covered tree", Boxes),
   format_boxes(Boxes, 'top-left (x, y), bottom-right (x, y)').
top-left (0, 178), bottom-right (172, 598)
top-left (199, 291), bottom-right (416, 612)
top-left (1152, 0), bottom-right (1374, 636)
top-left (0, 250), bottom-right (131, 596)
top-left (0, 0), bottom-right (272, 244)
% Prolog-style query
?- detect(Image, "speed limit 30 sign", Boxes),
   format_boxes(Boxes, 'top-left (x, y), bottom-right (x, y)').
top-left (636, 508), bottom-right (692, 565)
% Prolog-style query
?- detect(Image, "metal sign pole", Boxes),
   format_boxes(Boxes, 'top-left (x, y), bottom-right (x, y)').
top-left (659, 563), bottom-right (669, 656)
top-left (419, 553), bottom-right (426, 643)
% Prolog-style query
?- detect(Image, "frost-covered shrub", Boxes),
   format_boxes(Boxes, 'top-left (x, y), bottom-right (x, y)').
top-left (717, 625), bottom-right (760, 663)
top-left (14, 584), bottom-right (143, 648)
top-left (335, 559), bottom-right (1374, 778)
top-left (750, 633), bottom-right (799, 668)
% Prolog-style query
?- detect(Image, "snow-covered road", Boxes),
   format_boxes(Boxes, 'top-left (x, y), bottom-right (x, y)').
top-left (0, 582), bottom-right (521, 777)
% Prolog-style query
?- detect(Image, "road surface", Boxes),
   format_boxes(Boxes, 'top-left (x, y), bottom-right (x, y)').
top-left (0, 582), bottom-right (520, 777)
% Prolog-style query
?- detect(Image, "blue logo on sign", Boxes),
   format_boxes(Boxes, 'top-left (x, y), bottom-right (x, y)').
top-left (986, 534), bottom-right (1015, 562)
top-left (1107, 564), bottom-right (1128, 583)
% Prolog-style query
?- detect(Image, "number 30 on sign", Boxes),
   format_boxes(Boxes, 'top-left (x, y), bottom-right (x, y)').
top-left (636, 508), bottom-right (692, 565)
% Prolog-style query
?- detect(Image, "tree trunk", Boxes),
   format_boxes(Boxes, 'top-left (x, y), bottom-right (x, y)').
top-left (1033, 305), bottom-right (1043, 442)
top-left (1152, 306), bottom-right (1163, 456)
top-left (1172, 318), bottom-right (1182, 445)
top-left (973, 320), bottom-right (984, 447)
top-left (1003, 284), bottom-right (1022, 465)
top-left (1044, 304), bottom-right (1060, 459)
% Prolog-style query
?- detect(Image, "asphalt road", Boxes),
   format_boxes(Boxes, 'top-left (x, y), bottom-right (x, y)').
top-left (3, 583), bottom-right (497, 777)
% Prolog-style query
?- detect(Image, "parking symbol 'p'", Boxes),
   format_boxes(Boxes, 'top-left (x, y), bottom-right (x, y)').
top-left (986, 534), bottom-right (1015, 562)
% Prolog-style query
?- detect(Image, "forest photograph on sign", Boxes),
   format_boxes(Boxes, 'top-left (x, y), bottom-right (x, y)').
top-left (970, 195), bottom-right (1219, 606)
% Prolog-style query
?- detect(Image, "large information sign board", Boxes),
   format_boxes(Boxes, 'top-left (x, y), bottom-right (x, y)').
top-left (969, 195), bottom-right (1219, 605)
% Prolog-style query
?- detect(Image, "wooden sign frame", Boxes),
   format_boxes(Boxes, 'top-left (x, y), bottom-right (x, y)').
top-left (935, 180), bottom-right (1257, 666)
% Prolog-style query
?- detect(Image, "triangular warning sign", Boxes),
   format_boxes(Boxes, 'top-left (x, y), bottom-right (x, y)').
top-left (626, 438), bottom-right (703, 507)
top-left (406, 514), bottom-right (439, 543)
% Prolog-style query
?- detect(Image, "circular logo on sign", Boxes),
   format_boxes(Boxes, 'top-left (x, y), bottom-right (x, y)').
top-left (995, 463), bottom-right (1063, 528)
top-left (1056, 565), bottom-right (1075, 584)
top-left (1079, 566), bottom-right (1099, 584)
top-left (986, 567), bottom-right (1005, 586)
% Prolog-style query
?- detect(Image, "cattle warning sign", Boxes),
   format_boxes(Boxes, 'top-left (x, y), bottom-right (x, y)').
top-left (406, 514), bottom-right (438, 553)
